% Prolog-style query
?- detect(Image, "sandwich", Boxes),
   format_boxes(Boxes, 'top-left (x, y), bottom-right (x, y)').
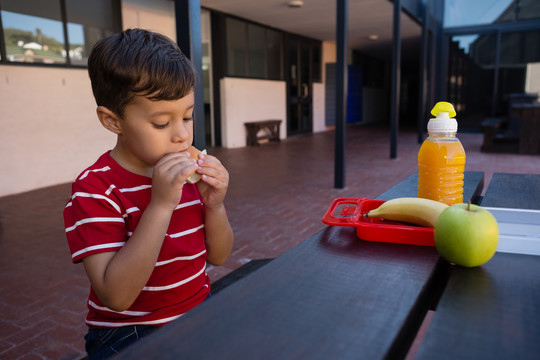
top-left (186, 146), bottom-right (207, 184)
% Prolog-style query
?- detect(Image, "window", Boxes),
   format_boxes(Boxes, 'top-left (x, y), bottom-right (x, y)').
top-left (498, 29), bottom-right (540, 112)
top-left (1, 0), bottom-right (66, 64)
top-left (266, 29), bottom-right (283, 80)
top-left (226, 17), bottom-right (247, 77)
top-left (225, 17), bottom-right (284, 80)
top-left (0, 0), bottom-right (121, 66)
top-left (447, 29), bottom-right (540, 129)
top-left (500, 30), bottom-right (540, 66)
top-left (248, 23), bottom-right (265, 78)
top-left (64, 0), bottom-right (120, 65)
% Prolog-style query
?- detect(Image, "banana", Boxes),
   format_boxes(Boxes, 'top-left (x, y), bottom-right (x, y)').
top-left (366, 197), bottom-right (449, 227)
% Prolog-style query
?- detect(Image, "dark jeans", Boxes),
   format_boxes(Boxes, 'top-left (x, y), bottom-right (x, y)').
top-left (85, 325), bottom-right (158, 360)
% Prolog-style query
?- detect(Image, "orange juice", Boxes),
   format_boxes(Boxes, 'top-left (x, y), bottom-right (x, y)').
top-left (418, 135), bottom-right (466, 205)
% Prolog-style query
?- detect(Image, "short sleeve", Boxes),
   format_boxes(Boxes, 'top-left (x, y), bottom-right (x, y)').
top-left (64, 181), bottom-right (128, 263)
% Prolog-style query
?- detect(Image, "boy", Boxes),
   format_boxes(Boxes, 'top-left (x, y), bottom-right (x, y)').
top-left (64, 29), bottom-right (234, 359)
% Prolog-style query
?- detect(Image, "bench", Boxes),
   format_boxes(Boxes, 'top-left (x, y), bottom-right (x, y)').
top-left (512, 103), bottom-right (540, 154)
top-left (480, 117), bottom-right (519, 153)
top-left (244, 120), bottom-right (282, 146)
top-left (481, 117), bottom-right (503, 152)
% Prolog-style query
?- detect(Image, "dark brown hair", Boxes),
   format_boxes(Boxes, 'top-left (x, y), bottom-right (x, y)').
top-left (88, 29), bottom-right (196, 117)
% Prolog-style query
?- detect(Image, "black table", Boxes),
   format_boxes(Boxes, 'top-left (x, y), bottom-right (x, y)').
top-left (480, 173), bottom-right (540, 210)
top-left (416, 253), bottom-right (540, 360)
top-left (121, 228), bottom-right (442, 359)
top-left (116, 172), bottom-right (485, 359)
top-left (416, 173), bottom-right (540, 360)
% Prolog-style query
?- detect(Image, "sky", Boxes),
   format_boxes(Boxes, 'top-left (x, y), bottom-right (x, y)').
top-left (444, 0), bottom-right (515, 53)
top-left (445, 0), bottom-right (514, 27)
top-left (2, 10), bottom-right (84, 45)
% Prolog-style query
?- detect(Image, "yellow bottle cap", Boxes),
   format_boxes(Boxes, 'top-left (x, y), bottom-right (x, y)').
top-left (431, 101), bottom-right (456, 118)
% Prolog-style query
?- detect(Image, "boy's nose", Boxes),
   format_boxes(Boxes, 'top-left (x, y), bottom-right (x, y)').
top-left (171, 122), bottom-right (188, 143)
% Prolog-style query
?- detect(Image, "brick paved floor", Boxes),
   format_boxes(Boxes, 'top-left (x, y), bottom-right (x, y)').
top-left (1, 125), bottom-right (539, 359)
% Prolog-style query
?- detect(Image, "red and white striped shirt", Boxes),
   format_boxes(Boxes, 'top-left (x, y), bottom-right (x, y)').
top-left (64, 152), bottom-right (210, 328)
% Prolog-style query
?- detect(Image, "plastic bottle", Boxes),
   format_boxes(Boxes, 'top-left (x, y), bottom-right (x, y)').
top-left (417, 102), bottom-right (466, 205)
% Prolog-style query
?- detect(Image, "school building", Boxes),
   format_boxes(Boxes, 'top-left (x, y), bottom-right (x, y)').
top-left (1, 0), bottom-right (539, 197)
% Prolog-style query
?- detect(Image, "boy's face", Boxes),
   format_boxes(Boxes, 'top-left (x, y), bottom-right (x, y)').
top-left (114, 91), bottom-right (195, 174)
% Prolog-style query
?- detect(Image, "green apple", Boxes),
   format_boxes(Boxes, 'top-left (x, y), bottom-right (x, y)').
top-left (434, 202), bottom-right (499, 267)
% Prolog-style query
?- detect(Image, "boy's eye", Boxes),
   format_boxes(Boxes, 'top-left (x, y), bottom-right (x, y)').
top-left (153, 123), bottom-right (169, 129)
top-left (184, 117), bottom-right (193, 122)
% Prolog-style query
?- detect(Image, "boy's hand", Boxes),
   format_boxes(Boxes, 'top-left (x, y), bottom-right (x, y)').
top-left (151, 152), bottom-right (197, 210)
top-left (194, 153), bottom-right (229, 209)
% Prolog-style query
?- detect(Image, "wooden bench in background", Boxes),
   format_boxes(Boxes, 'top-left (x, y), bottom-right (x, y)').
top-left (481, 117), bottom-right (504, 152)
top-left (481, 117), bottom-right (519, 153)
top-left (244, 120), bottom-right (282, 146)
top-left (512, 103), bottom-right (540, 154)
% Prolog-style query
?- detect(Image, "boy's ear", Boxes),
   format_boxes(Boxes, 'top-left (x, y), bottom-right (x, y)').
top-left (96, 106), bottom-right (123, 134)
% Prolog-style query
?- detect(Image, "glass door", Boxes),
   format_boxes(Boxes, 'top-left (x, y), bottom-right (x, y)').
top-left (286, 36), bottom-right (314, 136)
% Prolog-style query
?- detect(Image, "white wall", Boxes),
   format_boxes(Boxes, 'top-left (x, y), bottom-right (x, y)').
top-left (220, 78), bottom-right (287, 148)
top-left (0, 66), bottom-right (115, 197)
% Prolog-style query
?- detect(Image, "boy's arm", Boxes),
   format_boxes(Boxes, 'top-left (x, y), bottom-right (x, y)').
top-left (82, 202), bottom-right (172, 311)
top-left (204, 204), bottom-right (234, 265)
top-left (82, 152), bottom-right (198, 312)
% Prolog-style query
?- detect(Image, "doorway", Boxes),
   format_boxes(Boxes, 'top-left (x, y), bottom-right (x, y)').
top-left (286, 36), bottom-right (320, 136)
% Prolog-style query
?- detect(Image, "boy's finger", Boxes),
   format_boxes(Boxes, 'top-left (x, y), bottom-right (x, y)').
top-left (195, 156), bottom-right (221, 170)
top-left (157, 153), bottom-right (195, 170)
top-left (198, 167), bottom-right (229, 184)
top-left (200, 174), bottom-right (228, 192)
